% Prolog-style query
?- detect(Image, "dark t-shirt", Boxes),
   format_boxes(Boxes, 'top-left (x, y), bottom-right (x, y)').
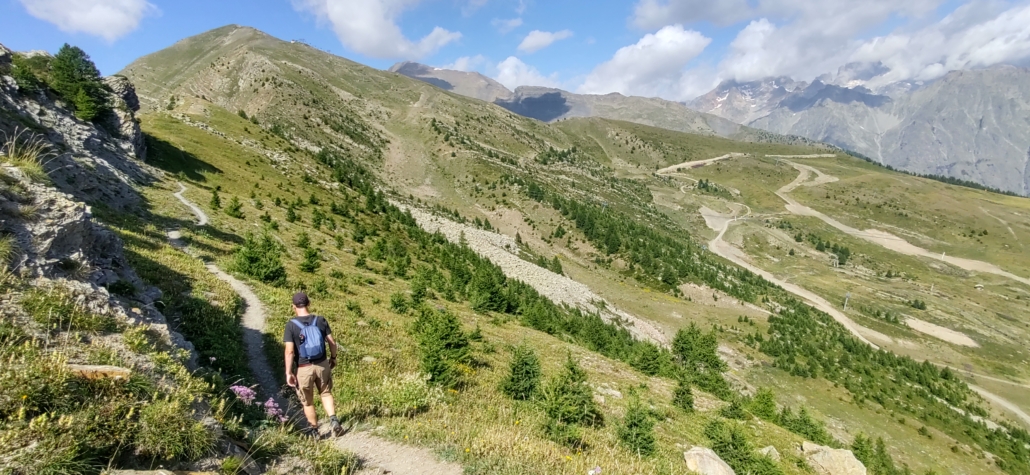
top-left (283, 315), bottom-right (331, 366)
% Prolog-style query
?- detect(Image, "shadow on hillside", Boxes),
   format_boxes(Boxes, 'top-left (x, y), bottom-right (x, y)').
top-left (117, 231), bottom-right (252, 381)
top-left (95, 203), bottom-right (245, 255)
top-left (145, 133), bottom-right (222, 181)
top-left (412, 75), bottom-right (455, 91)
top-left (495, 91), bottom-right (572, 122)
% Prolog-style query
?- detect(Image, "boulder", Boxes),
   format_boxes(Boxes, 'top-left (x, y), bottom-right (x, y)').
top-left (68, 364), bottom-right (131, 381)
top-left (802, 441), bottom-right (867, 475)
top-left (758, 445), bottom-right (781, 461)
top-left (684, 446), bottom-right (736, 475)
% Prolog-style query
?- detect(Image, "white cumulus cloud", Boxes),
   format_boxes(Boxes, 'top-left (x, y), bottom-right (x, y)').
top-left (851, 2), bottom-right (1030, 86)
top-left (493, 56), bottom-right (558, 89)
top-left (293, 0), bottom-right (461, 59)
top-left (444, 55), bottom-right (488, 72)
top-left (578, 25), bottom-right (711, 99)
top-left (18, 0), bottom-right (156, 42)
top-left (517, 30), bottom-right (573, 53)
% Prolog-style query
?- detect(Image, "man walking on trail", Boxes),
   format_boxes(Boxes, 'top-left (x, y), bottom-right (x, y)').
top-left (284, 291), bottom-right (344, 437)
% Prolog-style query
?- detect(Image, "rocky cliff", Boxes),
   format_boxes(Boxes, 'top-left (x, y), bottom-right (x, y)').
top-left (0, 42), bottom-right (193, 363)
top-left (0, 58), bottom-right (151, 211)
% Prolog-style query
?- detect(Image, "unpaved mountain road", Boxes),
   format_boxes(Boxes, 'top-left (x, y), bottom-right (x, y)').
top-left (775, 161), bottom-right (1030, 287)
top-left (699, 205), bottom-right (877, 348)
top-left (171, 183), bottom-right (463, 475)
top-left (666, 158), bottom-right (1030, 428)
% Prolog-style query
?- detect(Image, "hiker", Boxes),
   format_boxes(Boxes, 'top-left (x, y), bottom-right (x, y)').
top-left (284, 291), bottom-right (344, 437)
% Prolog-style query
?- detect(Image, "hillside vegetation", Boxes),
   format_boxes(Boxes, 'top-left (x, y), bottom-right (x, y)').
top-left (2, 25), bottom-right (1025, 474)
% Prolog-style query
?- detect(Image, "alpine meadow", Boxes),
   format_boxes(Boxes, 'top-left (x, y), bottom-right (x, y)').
top-left (0, 22), bottom-right (1028, 475)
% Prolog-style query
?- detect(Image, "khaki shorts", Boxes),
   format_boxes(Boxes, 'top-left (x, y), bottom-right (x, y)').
top-left (295, 359), bottom-right (333, 406)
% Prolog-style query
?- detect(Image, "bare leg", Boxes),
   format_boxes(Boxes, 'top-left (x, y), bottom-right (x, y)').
top-left (320, 393), bottom-right (336, 418)
top-left (302, 403), bottom-right (318, 428)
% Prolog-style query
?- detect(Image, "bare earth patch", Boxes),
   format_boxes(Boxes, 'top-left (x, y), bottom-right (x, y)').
top-left (905, 317), bottom-right (979, 347)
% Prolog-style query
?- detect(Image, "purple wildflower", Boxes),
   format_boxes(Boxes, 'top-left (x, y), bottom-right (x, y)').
top-left (263, 397), bottom-right (285, 421)
top-left (229, 385), bottom-right (257, 405)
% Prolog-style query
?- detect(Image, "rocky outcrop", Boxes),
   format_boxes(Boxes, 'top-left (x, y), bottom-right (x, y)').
top-left (0, 43), bottom-right (11, 67)
top-left (103, 75), bottom-right (146, 160)
top-left (802, 441), bottom-right (867, 475)
top-left (684, 446), bottom-right (736, 475)
top-left (1, 60), bottom-right (154, 212)
top-left (0, 165), bottom-right (196, 368)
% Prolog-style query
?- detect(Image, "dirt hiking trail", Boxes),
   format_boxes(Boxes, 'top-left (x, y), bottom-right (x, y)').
top-left (171, 183), bottom-right (463, 475)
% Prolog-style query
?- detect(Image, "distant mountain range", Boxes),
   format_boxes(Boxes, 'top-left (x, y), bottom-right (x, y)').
top-left (389, 62), bottom-right (767, 141)
top-left (394, 61), bottom-right (1030, 195)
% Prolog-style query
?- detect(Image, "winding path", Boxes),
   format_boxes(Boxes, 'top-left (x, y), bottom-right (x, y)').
top-left (171, 183), bottom-right (282, 407)
top-left (699, 205), bottom-right (877, 348)
top-left (775, 161), bottom-right (1030, 288)
top-left (170, 182), bottom-right (462, 475)
top-left (669, 157), bottom-right (1030, 428)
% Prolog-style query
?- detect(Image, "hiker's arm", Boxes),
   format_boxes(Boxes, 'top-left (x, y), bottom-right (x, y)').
top-left (284, 342), bottom-right (297, 387)
top-left (325, 334), bottom-right (339, 368)
top-left (325, 334), bottom-right (338, 358)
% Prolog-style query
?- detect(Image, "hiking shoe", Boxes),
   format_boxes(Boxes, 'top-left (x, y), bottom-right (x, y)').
top-left (328, 417), bottom-right (345, 437)
top-left (300, 426), bottom-right (320, 439)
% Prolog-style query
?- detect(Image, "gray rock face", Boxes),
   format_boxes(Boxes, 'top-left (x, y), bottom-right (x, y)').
top-left (0, 166), bottom-right (197, 368)
top-left (389, 61), bottom-right (513, 103)
top-left (103, 75), bottom-right (146, 160)
top-left (695, 66), bottom-right (1030, 195)
top-left (683, 446), bottom-right (736, 475)
top-left (802, 441), bottom-right (867, 475)
top-left (689, 77), bottom-right (805, 124)
top-left (0, 69), bottom-right (155, 211)
top-left (0, 43), bottom-right (11, 67)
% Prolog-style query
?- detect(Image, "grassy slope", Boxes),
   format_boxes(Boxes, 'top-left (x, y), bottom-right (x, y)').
top-left (137, 107), bottom-right (826, 475)
top-left (116, 25), bottom-right (1029, 473)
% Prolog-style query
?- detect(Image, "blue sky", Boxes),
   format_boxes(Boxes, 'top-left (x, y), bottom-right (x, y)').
top-left (4, 0), bottom-right (1030, 100)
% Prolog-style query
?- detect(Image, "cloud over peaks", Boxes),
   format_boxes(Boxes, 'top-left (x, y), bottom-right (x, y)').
top-left (19, 0), bottom-right (156, 42)
top-left (494, 56), bottom-right (559, 89)
top-left (517, 30), bottom-right (574, 53)
top-left (579, 25), bottom-right (711, 99)
top-left (294, 0), bottom-right (461, 59)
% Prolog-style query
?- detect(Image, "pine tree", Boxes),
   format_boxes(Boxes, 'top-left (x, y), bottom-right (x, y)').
top-left (618, 398), bottom-right (656, 457)
top-left (299, 247), bottom-right (320, 273)
top-left (550, 255), bottom-right (563, 274)
top-left (720, 398), bottom-right (749, 420)
top-left (285, 205), bottom-right (297, 223)
top-left (296, 231), bottom-right (311, 249)
top-left (500, 343), bottom-right (541, 400)
top-left (50, 44), bottom-right (108, 120)
top-left (672, 377), bottom-right (694, 412)
top-left (230, 233), bottom-right (286, 286)
top-left (541, 354), bottom-right (601, 445)
top-left (209, 189), bottom-right (221, 209)
top-left (225, 196), bottom-right (244, 218)
top-left (750, 388), bottom-right (777, 421)
top-left (411, 307), bottom-right (472, 389)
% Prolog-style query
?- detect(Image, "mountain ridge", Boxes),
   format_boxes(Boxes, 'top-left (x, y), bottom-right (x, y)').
top-left (693, 67), bottom-right (1030, 195)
